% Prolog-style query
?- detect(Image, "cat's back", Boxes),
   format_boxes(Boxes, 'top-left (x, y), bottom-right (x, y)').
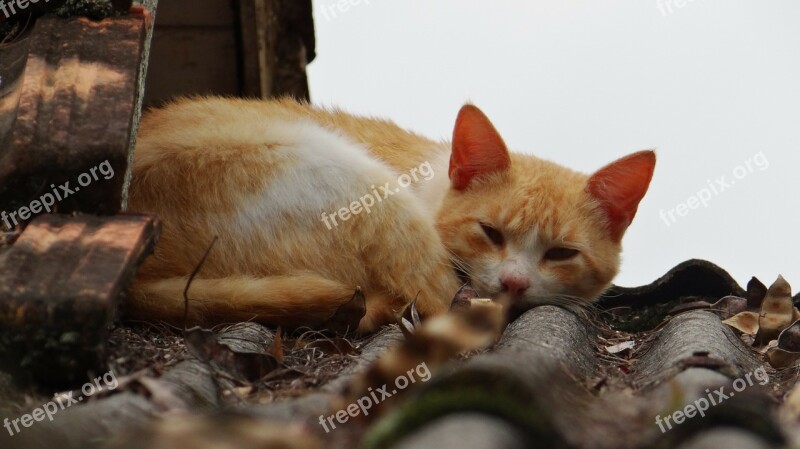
top-left (135, 97), bottom-right (441, 174)
top-left (135, 97), bottom-right (328, 169)
top-left (131, 97), bottom-right (430, 213)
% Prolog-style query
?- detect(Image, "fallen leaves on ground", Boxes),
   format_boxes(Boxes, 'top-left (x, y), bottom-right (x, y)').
top-left (721, 275), bottom-right (800, 367)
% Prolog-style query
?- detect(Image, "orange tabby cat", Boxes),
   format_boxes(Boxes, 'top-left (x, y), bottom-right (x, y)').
top-left (127, 98), bottom-right (655, 332)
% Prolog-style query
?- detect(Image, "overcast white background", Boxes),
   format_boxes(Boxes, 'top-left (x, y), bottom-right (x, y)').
top-left (308, 0), bottom-right (799, 288)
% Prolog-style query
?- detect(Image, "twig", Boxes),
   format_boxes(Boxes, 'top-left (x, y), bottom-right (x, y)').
top-left (182, 236), bottom-right (219, 332)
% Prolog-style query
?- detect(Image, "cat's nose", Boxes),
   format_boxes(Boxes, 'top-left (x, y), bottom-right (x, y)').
top-left (500, 276), bottom-right (530, 297)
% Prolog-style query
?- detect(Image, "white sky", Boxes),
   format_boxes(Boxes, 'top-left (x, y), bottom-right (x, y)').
top-left (308, 0), bottom-right (800, 289)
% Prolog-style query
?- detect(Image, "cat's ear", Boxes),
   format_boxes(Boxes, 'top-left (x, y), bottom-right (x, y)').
top-left (587, 150), bottom-right (656, 241)
top-left (449, 105), bottom-right (511, 191)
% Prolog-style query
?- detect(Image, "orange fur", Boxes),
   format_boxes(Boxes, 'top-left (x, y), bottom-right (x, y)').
top-left (127, 98), bottom-right (655, 332)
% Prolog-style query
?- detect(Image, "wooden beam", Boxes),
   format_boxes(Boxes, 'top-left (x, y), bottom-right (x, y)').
top-left (238, 0), bottom-right (314, 100)
top-left (0, 214), bottom-right (160, 385)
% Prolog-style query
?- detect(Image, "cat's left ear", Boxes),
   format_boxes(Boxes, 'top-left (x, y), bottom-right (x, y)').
top-left (587, 150), bottom-right (656, 241)
top-left (449, 105), bottom-right (511, 191)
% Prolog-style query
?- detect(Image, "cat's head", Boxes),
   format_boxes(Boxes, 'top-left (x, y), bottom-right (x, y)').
top-left (437, 105), bottom-right (655, 305)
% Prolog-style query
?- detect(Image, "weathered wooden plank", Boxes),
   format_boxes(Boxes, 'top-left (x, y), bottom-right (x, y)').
top-left (238, 0), bottom-right (314, 100)
top-left (140, 0), bottom-right (237, 109)
top-left (142, 27), bottom-right (240, 103)
top-left (141, 0), bottom-right (313, 106)
top-left (0, 13), bottom-right (146, 218)
top-left (0, 214), bottom-right (160, 385)
top-left (150, 0), bottom-right (233, 28)
top-left (273, 0), bottom-right (315, 99)
top-left (239, 0), bottom-right (273, 98)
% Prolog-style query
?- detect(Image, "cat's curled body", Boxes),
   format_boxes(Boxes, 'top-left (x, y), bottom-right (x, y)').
top-left (128, 97), bottom-right (655, 332)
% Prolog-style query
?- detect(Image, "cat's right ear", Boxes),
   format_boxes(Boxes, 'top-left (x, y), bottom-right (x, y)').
top-left (587, 150), bottom-right (656, 242)
top-left (449, 105), bottom-right (511, 191)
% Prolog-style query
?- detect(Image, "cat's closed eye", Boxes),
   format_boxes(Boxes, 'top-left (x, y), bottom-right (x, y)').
top-left (543, 247), bottom-right (580, 261)
top-left (480, 223), bottom-right (504, 246)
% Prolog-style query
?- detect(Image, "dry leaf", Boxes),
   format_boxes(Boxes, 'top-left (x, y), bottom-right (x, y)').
top-left (777, 320), bottom-right (800, 351)
top-left (767, 347), bottom-right (800, 368)
top-left (450, 284), bottom-right (479, 313)
top-left (723, 311), bottom-right (760, 335)
top-left (605, 341), bottom-right (635, 354)
top-left (764, 319), bottom-right (800, 368)
top-left (322, 288), bottom-right (366, 335)
top-left (747, 276), bottom-right (768, 309)
top-left (185, 327), bottom-right (280, 383)
top-left (757, 275), bottom-right (794, 343)
top-left (417, 299), bottom-right (504, 359)
top-left (400, 296), bottom-right (424, 337)
top-left (711, 296), bottom-right (748, 320)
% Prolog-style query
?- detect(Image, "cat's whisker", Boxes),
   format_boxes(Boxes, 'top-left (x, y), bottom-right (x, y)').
top-left (444, 249), bottom-right (474, 276)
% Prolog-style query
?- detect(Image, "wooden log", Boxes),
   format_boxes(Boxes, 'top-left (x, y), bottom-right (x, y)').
top-left (0, 358), bottom-right (219, 449)
top-left (632, 311), bottom-right (761, 387)
top-left (0, 12), bottom-right (147, 220)
top-left (362, 307), bottom-right (589, 449)
top-left (0, 214), bottom-right (160, 385)
top-left (244, 326), bottom-right (405, 421)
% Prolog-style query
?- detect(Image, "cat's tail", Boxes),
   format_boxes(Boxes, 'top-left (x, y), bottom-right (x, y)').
top-left (126, 274), bottom-right (388, 332)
